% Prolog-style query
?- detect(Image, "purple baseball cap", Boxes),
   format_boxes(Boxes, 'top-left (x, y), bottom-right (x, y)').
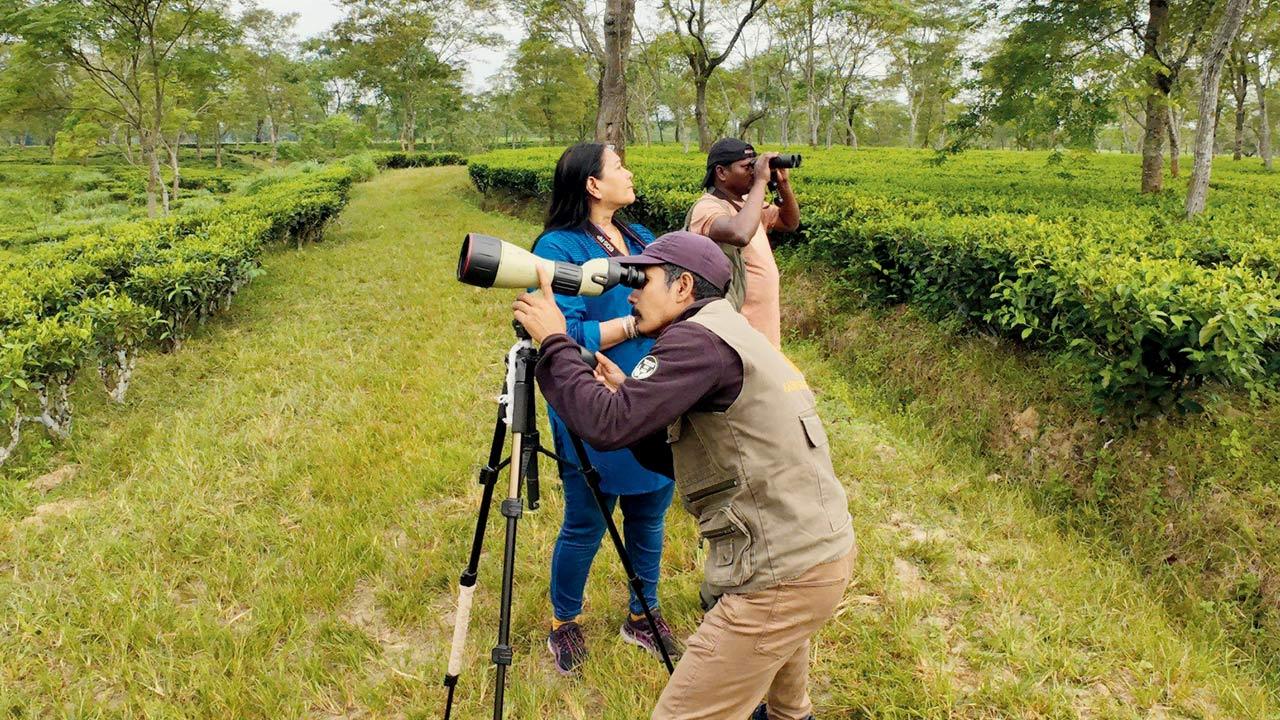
top-left (617, 231), bottom-right (732, 292)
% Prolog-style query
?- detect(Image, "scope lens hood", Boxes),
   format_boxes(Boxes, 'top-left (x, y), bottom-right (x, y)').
top-left (458, 233), bottom-right (501, 287)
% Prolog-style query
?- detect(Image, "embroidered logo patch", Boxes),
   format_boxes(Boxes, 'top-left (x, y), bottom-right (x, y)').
top-left (631, 355), bottom-right (659, 379)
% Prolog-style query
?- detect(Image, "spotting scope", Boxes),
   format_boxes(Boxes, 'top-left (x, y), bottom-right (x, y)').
top-left (457, 233), bottom-right (647, 296)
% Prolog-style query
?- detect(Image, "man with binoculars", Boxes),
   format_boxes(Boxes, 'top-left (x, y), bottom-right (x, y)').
top-left (686, 138), bottom-right (801, 349)
top-left (513, 231), bottom-right (855, 720)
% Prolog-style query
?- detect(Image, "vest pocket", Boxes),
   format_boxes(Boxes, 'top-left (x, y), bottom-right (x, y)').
top-left (800, 413), bottom-right (828, 448)
top-left (683, 475), bottom-right (741, 517)
top-left (799, 411), bottom-right (847, 533)
top-left (699, 506), bottom-right (754, 588)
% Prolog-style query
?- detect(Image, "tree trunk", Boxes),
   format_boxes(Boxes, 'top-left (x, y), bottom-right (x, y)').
top-left (1235, 93), bottom-right (1246, 160)
top-left (145, 136), bottom-right (160, 217)
top-left (1255, 69), bottom-right (1273, 170)
top-left (1233, 53), bottom-right (1249, 160)
top-left (1186, 0), bottom-right (1251, 217)
top-left (195, 134), bottom-right (202, 161)
top-left (149, 142), bottom-right (170, 215)
top-left (845, 101), bottom-right (859, 148)
top-left (268, 116), bottom-right (278, 165)
top-left (1141, 95), bottom-right (1168, 192)
top-left (738, 108), bottom-right (768, 140)
top-left (407, 108), bottom-right (417, 152)
top-left (121, 128), bottom-right (136, 165)
top-left (805, 4), bottom-right (818, 147)
top-left (597, 0), bottom-right (635, 160)
top-left (254, 117), bottom-right (264, 143)
top-left (1140, 0), bottom-right (1171, 193)
top-left (169, 136), bottom-right (180, 202)
top-left (1167, 105), bottom-right (1181, 177)
top-left (694, 74), bottom-right (712, 151)
top-left (907, 99), bottom-right (920, 149)
top-left (215, 122), bottom-right (223, 169)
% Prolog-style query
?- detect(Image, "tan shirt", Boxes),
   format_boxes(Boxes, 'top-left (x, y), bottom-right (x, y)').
top-left (687, 193), bottom-right (782, 347)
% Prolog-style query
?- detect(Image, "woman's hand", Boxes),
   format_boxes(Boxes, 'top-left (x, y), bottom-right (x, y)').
top-left (513, 266), bottom-right (568, 344)
top-left (593, 352), bottom-right (627, 392)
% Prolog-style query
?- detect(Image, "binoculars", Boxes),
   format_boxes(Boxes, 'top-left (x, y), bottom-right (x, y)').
top-left (769, 154), bottom-right (802, 169)
top-left (457, 233), bottom-right (648, 296)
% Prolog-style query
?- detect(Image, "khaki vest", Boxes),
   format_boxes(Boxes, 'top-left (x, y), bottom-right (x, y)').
top-left (667, 300), bottom-right (854, 596)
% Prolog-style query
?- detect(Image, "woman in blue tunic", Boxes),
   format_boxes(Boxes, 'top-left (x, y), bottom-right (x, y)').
top-left (534, 143), bottom-right (682, 675)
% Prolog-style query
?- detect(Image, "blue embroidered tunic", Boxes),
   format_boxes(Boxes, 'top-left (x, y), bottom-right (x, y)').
top-left (532, 222), bottom-right (672, 495)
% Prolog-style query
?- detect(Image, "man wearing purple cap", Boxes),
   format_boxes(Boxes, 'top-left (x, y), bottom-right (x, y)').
top-left (514, 231), bottom-right (855, 720)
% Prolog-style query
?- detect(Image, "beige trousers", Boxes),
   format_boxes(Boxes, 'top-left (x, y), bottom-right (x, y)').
top-left (651, 550), bottom-right (855, 720)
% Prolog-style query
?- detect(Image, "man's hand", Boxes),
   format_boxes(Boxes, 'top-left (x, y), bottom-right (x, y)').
top-left (512, 266), bottom-right (567, 344)
top-left (593, 352), bottom-right (627, 392)
top-left (774, 160), bottom-right (800, 232)
top-left (762, 204), bottom-right (781, 230)
top-left (752, 152), bottom-right (779, 186)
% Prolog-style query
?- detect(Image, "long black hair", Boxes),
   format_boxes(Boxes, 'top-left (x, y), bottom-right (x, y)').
top-left (543, 142), bottom-right (608, 232)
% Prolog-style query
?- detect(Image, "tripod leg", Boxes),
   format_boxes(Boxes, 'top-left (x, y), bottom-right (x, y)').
top-left (522, 425), bottom-right (537, 509)
top-left (513, 337), bottom-right (541, 511)
top-left (491, 431), bottom-right (526, 719)
top-left (489, 338), bottom-right (539, 719)
top-left (443, 400), bottom-right (509, 720)
top-left (565, 433), bottom-right (675, 675)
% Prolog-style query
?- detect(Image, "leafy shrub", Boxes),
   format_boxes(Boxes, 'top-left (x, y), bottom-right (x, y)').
top-left (299, 114), bottom-right (371, 159)
top-left (0, 157), bottom-right (367, 463)
top-left (373, 151), bottom-right (467, 169)
top-left (468, 146), bottom-right (1280, 416)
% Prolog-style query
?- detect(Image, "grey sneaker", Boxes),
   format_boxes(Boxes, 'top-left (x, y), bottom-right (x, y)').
top-left (620, 611), bottom-right (684, 661)
top-left (547, 621), bottom-right (588, 675)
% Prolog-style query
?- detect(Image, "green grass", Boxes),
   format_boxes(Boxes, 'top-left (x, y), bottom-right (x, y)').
top-left (781, 269), bottom-right (1280, 694)
top-left (0, 166), bottom-right (1276, 717)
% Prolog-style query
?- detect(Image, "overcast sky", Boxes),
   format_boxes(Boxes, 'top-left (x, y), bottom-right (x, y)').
top-left (254, 0), bottom-right (521, 91)
top-left (250, 0), bottom-right (760, 94)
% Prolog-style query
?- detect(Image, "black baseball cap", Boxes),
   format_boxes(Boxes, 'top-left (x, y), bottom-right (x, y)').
top-left (617, 231), bottom-right (732, 292)
top-left (702, 138), bottom-right (756, 188)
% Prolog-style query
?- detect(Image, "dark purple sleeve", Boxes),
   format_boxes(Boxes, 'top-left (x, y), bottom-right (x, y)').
top-left (535, 322), bottom-right (739, 452)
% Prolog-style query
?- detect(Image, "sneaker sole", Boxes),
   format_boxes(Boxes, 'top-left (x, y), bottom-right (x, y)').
top-left (619, 625), bottom-right (655, 654)
top-left (620, 625), bottom-right (676, 658)
top-left (547, 637), bottom-right (580, 677)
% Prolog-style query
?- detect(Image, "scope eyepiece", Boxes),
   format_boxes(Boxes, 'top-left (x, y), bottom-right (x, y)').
top-left (590, 263), bottom-right (647, 292)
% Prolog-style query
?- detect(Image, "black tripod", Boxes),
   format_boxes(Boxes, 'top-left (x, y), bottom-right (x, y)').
top-left (442, 324), bottom-right (675, 720)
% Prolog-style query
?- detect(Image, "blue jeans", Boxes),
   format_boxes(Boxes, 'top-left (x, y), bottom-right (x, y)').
top-left (550, 463), bottom-right (674, 621)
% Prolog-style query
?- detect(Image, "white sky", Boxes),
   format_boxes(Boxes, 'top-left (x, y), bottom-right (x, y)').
top-left (254, 0), bottom-right (521, 91)
top-left (250, 1), bottom-right (889, 97)
top-left (251, 0), bottom-right (769, 93)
